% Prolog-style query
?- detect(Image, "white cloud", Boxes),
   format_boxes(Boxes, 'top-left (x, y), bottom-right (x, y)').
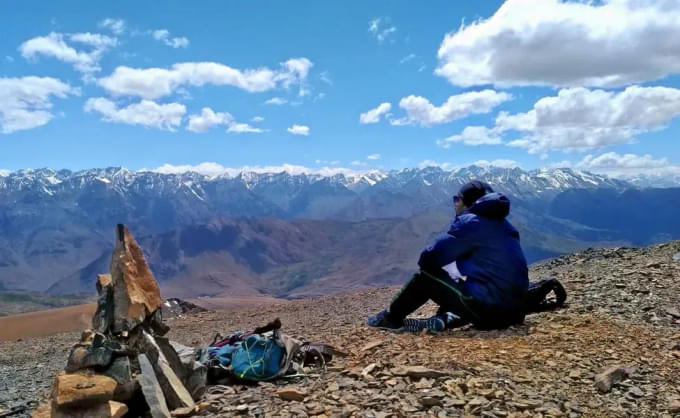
top-left (319, 71), bottom-right (332, 85)
top-left (148, 162), bottom-right (367, 178)
top-left (84, 97), bottom-right (186, 131)
top-left (0, 76), bottom-right (78, 134)
top-left (471, 159), bottom-right (520, 169)
top-left (500, 86), bottom-right (680, 155)
top-left (187, 107), bottom-right (265, 133)
top-left (418, 159), bottom-right (519, 170)
top-left (99, 18), bottom-right (125, 35)
top-left (392, 90), bottom-right (511, 126)
top-left (574, 152), bottom-right (680, 178)
top-left (152, 29), bottom-right (189, 48)
top-left (369, 18), bottom-right (397, 43)
top-left (187, 107), bottom-right (232, 132)
top-left (350, 160), bottom-right (368, 167)
top-left (227, 122), bottom-right (264, 133)
top-left (367, 154), bottom-right (381, 160)
top-left (251, 116), bottom-right (264, 122)
top-left (315, 159), bottom-right (340, 165)
top-left (264, 97), bottom-right (287, 105)
top-left (436, 0), bottom-right (680, 88)
top-left (69, 32), bottom-right (117, 49)
top-left (287, 124), bottom-right (309, 136)
top-left (19, 32), bottom-right (116, 74)
top-left (400, 54), bottom-right (416, 64)
top-left (417, 160), bottom-right (453, 170)
top-left (5, 55), bottom-right (14, 62)
top-left (359, 102), bottom-right (392, 124)
top-left (99, 58), bottom-right (313, 99)
top-left (437, 126), bottom-right (502, 148)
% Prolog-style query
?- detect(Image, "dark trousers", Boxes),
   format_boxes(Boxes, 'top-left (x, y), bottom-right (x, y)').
top-left (387, 269), bottom-right (525, 329)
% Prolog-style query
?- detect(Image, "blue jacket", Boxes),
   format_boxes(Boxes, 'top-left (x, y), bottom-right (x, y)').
top-left (418, 193), bottom-right (529, 309)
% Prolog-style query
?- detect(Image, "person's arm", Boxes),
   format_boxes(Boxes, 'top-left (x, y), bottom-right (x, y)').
top-left (417, 215), bottom-right (479, 272)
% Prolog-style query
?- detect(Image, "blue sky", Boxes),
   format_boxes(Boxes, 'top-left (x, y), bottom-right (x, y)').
top-left (2, 0), bottom-right (680, 179)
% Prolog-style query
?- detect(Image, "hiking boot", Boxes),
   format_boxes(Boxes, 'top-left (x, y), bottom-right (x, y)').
top-left (441, 312), bottom-right (470, 329)
top-left (403, 315), bottom-right (446, 333)
top-left (366, 310), bottom-right (404, 332)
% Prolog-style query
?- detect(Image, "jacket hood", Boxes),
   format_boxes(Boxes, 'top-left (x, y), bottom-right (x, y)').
top-left (467, 192), bottom-right (510, 220)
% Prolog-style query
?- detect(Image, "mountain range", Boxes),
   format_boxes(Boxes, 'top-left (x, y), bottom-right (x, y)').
top-left (1, 165), bottom-right (678, 298)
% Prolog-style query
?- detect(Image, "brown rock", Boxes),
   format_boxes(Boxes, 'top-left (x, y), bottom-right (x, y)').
top-left (361, 340), bottom-right (385, 352)
top-left (669, 399), bottom-right (680, 413)
top-left (52, 373), bottom-right (117, 409)
top-left (171, 406), bottom-right (197, 417)
top-left (52, 401), bottom-right (128, 418)
top-left (109, 401), bottom-right (128, 418)
top-left (419, 396), bottom-right (441, 407)
top-left (110, 224), bottom-right (162, 333)
top-left (361, 363), bottom-right (377, 378)
top-left (594, 366), bottom-right (631, 393)
top-left (196, 402), bottom-right (217, 413)
top-left (391, 365), bottom-right (450, 379)
top-left (277, 387), bottom-right (307, 401)
top-left (30, 404), bottom-right (51, 418)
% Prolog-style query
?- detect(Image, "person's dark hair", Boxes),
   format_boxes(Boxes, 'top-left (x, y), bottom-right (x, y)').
top-left (457, 180), bottom-right (494, 207)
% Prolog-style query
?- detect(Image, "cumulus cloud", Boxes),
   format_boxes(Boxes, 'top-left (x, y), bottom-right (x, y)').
top-left (350, 160), bottom-right (368, 167)
top-left (264, 97), bottom-right (287, 105)
top-left (369, 18), bottom-right (397, 43)
top-left (227, 122), bottom-right (264, 133)
top-left (367, 154), bottom-right (381, 160)
top-left (187, 107), bottom-right (232, 132)
top-left (0, 76), bottom-right (78, 134)
top-left (471, 159), bottom-right (520, 169)
top-left (417, 160), bottom-right (453, 170)
top-left (84, 97), bottom-right (186, 130)
top-left (359, 102), bottom-right (392, 124)
top-left (392, 90), bottom-right (511, 126)
top-left (187, 107), bottom-right (265, 133)
top-left (499, 86), bottom-right (680, 155)
top-left (149, 162), bottom-right (365, 177)
top-left (152, 29), bottom-right (189, 48)
top-left (98, 58), bottom-right (313, 99)
top-left (19, 32), bottom-right (116, 74)
top-left (99, 18), bottom-right (125, 35)
top-left (251, 116), bottom-right (264, 122)
top-left (436, 0), bottom-right (680, 88)
top-left (574, 151), bottom-right (680, 177)
top-left (69, 32), bottom-right (118, 49)
top-left (437, 126), bottom-right (502, 148)
top-left (287, 124), bottom-right (309, 136)
top-left (418, 158), bottom-right (519, 170)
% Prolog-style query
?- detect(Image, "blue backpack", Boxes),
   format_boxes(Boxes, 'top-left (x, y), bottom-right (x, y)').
top-left (230, 334), bottom-right (285, 381)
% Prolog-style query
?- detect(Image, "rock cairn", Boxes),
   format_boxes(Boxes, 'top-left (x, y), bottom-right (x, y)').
top-left (32, 224), bottom-right (206, 418)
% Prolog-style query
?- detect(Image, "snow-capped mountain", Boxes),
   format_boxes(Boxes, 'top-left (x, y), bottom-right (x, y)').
top-left (3, 164), bottom-right (677, 294)
top-left (0, 165), bottom-right (629, 207)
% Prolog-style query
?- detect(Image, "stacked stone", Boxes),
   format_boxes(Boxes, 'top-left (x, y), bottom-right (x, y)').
top-left (32, 225), bottom-right (206, 418)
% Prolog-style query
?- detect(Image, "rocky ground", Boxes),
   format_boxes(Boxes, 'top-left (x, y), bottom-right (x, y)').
top-left (1, 241), bottom-right (679, 417)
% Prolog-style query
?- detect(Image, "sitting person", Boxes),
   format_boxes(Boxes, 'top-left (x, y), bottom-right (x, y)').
top-left (367, 181), bottom-right (530, 332)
